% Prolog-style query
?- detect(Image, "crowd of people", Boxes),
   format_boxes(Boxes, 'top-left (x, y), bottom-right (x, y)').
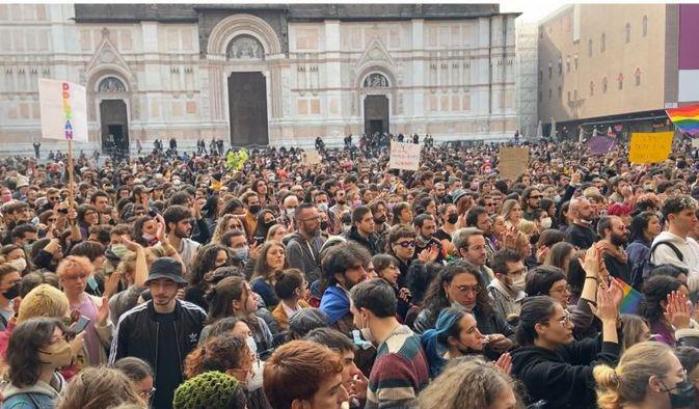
top-left (0, 134), bottom-right (697, 409)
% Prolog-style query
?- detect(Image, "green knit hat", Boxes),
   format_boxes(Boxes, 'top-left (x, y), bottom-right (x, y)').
top-left (173, 371), bottom-right (244, 409)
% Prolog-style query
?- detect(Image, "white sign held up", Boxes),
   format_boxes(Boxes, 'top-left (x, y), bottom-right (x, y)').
top-left (389, 141), bottom-right (421, 171)
top-left (39, 78), bottom-right (88, 142)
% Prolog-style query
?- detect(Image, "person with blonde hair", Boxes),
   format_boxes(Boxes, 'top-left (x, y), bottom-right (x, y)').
top-left (500, 199), bottom-right (523, 230)
top-left (418, 357), bottom-right (519, 409)
top-left (55, 367), bottom-right (145, 409)
top-left (56, 255), bottom-right (112, 367)
top-left (594, 341), bottom-right (695, 409)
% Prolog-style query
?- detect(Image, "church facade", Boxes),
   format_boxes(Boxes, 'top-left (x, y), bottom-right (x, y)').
top-left (0, 4), bottom-right (517, 154)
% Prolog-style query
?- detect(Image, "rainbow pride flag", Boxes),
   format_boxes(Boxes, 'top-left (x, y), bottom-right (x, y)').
top-left (666, 104), bottom-right (699, 135)
top-left (619, 279), bottom-right (643, 315)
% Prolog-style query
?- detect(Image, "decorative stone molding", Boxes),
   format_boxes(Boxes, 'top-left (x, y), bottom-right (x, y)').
top-left (207, 13), bottom-right (282, 57)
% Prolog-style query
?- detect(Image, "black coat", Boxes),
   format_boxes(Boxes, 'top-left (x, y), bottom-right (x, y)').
top-left (511, 335), bottom-right (619, 409)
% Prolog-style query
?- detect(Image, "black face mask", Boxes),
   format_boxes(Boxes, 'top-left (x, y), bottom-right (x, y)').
top-left (2, 283), bottom-right (19, 300)
top-left (249, 205), bottom-right (261, 215)
top-left (662, 379), bottom-right (697, 408)
top-left (320, 220), bottom-right (329, 231)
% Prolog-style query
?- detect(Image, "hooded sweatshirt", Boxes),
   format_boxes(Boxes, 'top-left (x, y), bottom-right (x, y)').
top-left (2, 372), bottom-right (64, 409)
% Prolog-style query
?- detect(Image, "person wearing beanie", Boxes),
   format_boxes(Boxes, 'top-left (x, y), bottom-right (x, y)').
top-left (173, 371), bottom-right (247, 409)
top-left (109, 257), bottom-right (206, 409)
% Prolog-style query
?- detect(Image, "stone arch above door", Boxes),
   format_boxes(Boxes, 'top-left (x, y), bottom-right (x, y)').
top-left (207, 13), bottom-right (282, 57)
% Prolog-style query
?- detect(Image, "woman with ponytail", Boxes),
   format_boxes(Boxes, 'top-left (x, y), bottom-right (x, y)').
top-left (594, 341), bottom-right (695, 409)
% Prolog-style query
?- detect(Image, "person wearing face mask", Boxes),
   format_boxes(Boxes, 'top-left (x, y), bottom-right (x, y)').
top-left (594, 342), bottom-right (695, 409)
top-left (281, 194), bottom-right (299, 229)
top-left (0, 263), bottom-right (21, 331)
top-left (488, 249), bottom-right (527, 326)
top-left (350, 279), bottom-right (429, 409)
top-left (2, 318), bottom-right (82, 409)
top-left (420, 307), bottom-right (491, 378)
top-left (1, 244), bottom-right (29, 276)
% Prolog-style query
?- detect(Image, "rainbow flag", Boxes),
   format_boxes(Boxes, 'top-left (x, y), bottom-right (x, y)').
top-left (666, 104), bottom-right (699, 135)
top-left (619, 279), bottom-right (643, 315)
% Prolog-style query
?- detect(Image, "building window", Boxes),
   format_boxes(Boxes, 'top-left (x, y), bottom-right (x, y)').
top-left (588, 38), bottom-right (593, 57)
top-left (635, 68), bottom-right (641, 86)
top-left (603, 77), bottom-right (608, 93)
top-left (558, 86), bottom-right (562, 99)
top-left (548, 64), bottom-right (552, 79)
top-left (539, 69), bottom-right (543, 82)
top-left (566, 57), bottom-right (570, 73)
top-left (567, 90), bottom-right (571, 102)
top-left (618, 73), bottom-right (624, 90)
top-left (642, 15), bottom-right (648, 37)
top-left (574, 55), bottom-right (578, 70)
top-left (574, 89), bottom-right (578, 100)
top-left (590, 81), bottom-right (595, 96)
top-left (625, 23), bottom-right (631, 43)
top-left (558, 58), bottom-right (562, 75)
top-left (548, 88), bottom-right (552, 99)
top-left (601, 33), bottom-right (606, 53)
top-left (539, 90), bottom-right (543, 100)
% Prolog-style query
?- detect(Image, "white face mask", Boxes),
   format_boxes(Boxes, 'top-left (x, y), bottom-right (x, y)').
top-left (541, 217), bottom-right (553, 229)
top-left (8, 258), bottom-right (26, 272)
top-left (511, 274), bottom-right (527, 293)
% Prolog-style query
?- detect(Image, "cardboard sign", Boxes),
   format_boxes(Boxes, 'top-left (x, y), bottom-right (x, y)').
top-left (628, 131), bottom-right (674, 164)
top-left (39, 78), bottom-right (88, 142)
top-left (498, 147), bottom-right (529, 180)
top-left (588, 136), bottom-right (616, 155)
top-left (692, 138), bottom-right (699, 149)
top-left (388, 141), bottom-right (421, 171)
top-left (303, 149), bottom-right (322, 165)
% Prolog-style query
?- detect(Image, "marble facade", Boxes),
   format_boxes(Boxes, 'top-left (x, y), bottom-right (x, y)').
top-left (0, 4), bottom-right (518, 155)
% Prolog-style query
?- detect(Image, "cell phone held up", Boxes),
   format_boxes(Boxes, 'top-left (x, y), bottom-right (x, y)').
top-left (70, 315), bottom-right (91, 335)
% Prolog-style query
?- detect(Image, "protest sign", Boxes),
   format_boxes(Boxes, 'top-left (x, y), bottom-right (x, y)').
top-left (39, 78), bottom-right (88, 142)
top-left (498, 147), bottom-right (529, 180)
top-left (587, 136), bottom-right (616, 155)
top-left (692, 138), bottom-right (699, 149)
top-left (388, 141), bottom-right (421, 171)
top-left (628, 131), bottom-right (673, 164)
top-left (303, 149), bottom-right (322, 165)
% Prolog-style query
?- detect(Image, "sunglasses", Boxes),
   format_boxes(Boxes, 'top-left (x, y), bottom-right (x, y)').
top-left (396, 241), bottom-right (416, 248)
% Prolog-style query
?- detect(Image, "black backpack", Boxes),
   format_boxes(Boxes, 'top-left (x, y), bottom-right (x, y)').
top-left (647, 240), bottom-right (684, 275)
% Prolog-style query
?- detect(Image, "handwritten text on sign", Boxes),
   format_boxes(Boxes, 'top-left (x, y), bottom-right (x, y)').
top-left (39, 78), bottom-right (88, 142)
top-left (628, 131), bottom-right (674, 164)
top-left (389, 141), bottom-right (421, 171)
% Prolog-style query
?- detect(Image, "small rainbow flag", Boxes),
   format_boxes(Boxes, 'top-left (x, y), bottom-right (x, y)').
top-left (666, 104), bottom-right (699, 135)
top-left (619, 279), bottom-right (643, 315)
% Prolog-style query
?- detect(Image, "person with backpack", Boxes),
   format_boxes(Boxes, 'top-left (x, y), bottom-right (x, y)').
top-left (626, 211), bottom-right (662, 289)
top-left (3, 318), bottom-right (83, 409)
top-left (650, 195), bottom-right (699, 293)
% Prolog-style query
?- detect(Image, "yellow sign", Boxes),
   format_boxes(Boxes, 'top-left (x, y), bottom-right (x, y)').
top-left (628, 132), bottom-right (674, 164)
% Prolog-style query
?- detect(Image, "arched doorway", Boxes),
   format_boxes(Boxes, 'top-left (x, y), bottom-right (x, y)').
top-left (226, 35), bottom-right (269, 146)
top-left (363, 73), bottom-right (390, 137)
top-left (96, 76), bottom-right (129, 159)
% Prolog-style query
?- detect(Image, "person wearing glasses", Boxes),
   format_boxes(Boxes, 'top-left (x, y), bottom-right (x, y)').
top-left (414, 261), bottom-right (514, 359)
top-left (488, 249), bottom-right (527, 326)
top-left (521, 187), bottom-right (543, 222)
top-left (511, 290), bottom-right (621, 409)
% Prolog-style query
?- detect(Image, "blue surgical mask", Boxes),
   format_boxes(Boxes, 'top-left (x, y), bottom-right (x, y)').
top-left (233, 246), bottom-right (249, 262)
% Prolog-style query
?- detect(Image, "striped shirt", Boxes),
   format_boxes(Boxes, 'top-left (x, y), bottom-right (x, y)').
top-left (365, 325), bottom-right (429, 409)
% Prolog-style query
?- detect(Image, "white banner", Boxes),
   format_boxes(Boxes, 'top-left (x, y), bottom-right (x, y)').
top-left (389, 141), bottom-right (421, 171)
top-left (39, 78), bottom-right (88, 142)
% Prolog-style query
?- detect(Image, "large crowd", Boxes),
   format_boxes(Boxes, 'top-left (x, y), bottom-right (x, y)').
top-left (0, 134), bottom-right (697, 409)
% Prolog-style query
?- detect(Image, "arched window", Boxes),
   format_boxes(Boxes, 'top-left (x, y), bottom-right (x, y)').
top-left (226, 35), bottom-right (265, 60)
top-left (642, 15), bottom-right (648, 37)
top-left (602, 77), bottom-right (608, 93)
top-left (97, 77), bottom-right (126, 93)
top-left (617, 73), bottom-right (624, 90)
top-left (363, 73), bottom-right (389, 88)
top-left (625, 23), bottom-right (631, 43)
top-left (588, 38), bottom-right (593, 57)
top-left (589, 81), bottom-right (595, 96)
top-left (635, 68), bottom-right (642, 86)
top-left (601, 33), bottom-right (606, 53)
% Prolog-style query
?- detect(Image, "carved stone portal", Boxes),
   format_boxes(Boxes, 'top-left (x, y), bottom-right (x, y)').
top-left (226, 35), bottom-right (265, 60)
top-left (97, 76), bottom-right (126, 93)
top-left (363, 73), bottom-right (389, 88)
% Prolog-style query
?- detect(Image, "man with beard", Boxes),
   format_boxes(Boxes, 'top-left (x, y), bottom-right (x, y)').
top-left (329, 189), bottom-right (349, 234)
top-left (597, 215), bottom-right (631, 283)
top-left (161, 205), bottom-right (200, 271)
top-left (565, 197), bottom-right (597, 250)
top-left (1, 201), bottom-right (32, 245)
top-left (286, 203), bottom-right (326, 284)
top-left (319, 242), bottom-right (371, 334)
top-left (433, 182), bottom-right (450, 205)
top-left (369, 200), bottom-right (390, 251)
top-left (413, 214), bottom-right (444, 264)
